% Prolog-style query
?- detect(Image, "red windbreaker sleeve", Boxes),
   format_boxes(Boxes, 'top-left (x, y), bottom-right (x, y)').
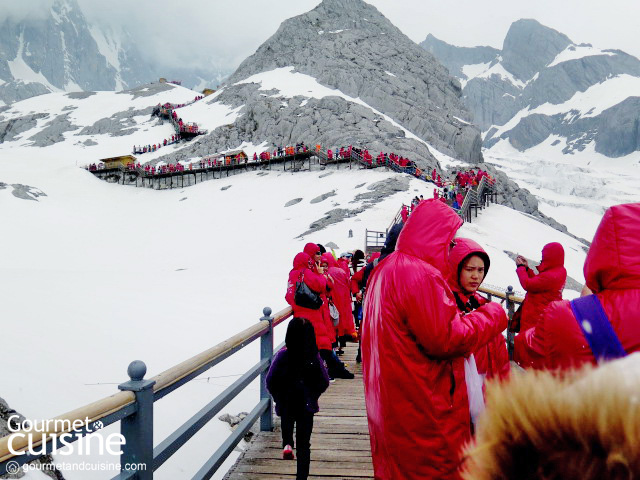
top-left (516, 267), bottom-right (554, 293)
top-left (402, 274), bottom-right (508, 359)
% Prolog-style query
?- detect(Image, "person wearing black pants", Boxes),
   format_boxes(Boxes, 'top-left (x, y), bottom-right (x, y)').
top-left (281, 411), bottom-right (314, 479)
top-left (319, 349), bottom-right (354, 379)
top-left (266, 318), bottom-right (330, 480)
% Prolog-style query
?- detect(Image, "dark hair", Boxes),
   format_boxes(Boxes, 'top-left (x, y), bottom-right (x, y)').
top-left (285, 318), bottom-right (318, 362)
top-left (458, 252), bottom-right (491, 283)
top-left (316, 244), bottom-right (326, 254)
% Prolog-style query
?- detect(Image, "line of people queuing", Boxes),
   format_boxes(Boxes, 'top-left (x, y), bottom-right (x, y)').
top-left (356, 199), bottom-right (640, 479)
top-left (254, 142), bottom-right (309, 161)
top-left (133, 135), bottom-right (180, 155)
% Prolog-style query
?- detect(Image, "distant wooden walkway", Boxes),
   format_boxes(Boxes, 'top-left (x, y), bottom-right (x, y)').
top-left (224, 343), bottom-right (374, 479)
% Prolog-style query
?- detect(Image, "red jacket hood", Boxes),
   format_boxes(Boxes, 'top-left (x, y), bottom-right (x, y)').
top-left (447, 237), bottom-right (490, 294)
top-left (303, 243), bottom-right (319, 258)
top-left (585, 203), bottom-right (640, 292)
top-left (292, 252), bottom-right (312, 270)
top-left (538, 242), bottom-right (565, 272)
top-left (321, 252), bottom-right (339, 268)
top-left (395, 199), bottom-right (463, 275)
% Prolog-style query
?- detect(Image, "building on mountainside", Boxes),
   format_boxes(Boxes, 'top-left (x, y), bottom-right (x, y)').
top-left (222, 150), bottom-right (248, 165)
top-left (100, 155), bottom-right (137, 169)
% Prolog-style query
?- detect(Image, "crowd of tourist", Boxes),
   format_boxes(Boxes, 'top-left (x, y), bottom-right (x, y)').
top-left (269, 199), bottom-right (640, 480)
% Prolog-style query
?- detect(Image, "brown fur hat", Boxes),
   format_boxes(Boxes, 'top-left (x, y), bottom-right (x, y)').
top-left (462, 354), bottom-right (640, 480)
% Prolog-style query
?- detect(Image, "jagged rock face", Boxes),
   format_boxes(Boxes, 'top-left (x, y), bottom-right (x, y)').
top-left (422, 19), bottom-right (640, 158)
top-left (225, 0), bottom-right (483, 164)
top-left (0, 0), bottom-right (118, 93)
top-left (153, 83), bottom-right (444, 172)
top-left (0, 0), bottom-right (224, 105)
top-left (420, 34), bottom-right (499, 80)
top-left (500, 19), bottom-right (571, 82)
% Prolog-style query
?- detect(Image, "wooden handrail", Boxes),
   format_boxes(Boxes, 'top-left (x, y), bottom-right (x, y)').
top-left (0, 306), bottom-right (293, 463)
top-left (478, 285), bottom-right (525, 304)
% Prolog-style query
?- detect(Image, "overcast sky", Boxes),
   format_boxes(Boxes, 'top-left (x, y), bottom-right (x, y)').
top-left (4, 0), bottom-right (640, 74)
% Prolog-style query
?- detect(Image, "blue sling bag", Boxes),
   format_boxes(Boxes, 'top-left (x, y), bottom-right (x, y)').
top-left (570, 294), bottom-right (626, 362)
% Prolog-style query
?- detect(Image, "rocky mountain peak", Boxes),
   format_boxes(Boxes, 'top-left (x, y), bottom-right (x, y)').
top-left (501, 19), bottom-right (572, 81)
top-left (226, 0), bottom-right (482, 163)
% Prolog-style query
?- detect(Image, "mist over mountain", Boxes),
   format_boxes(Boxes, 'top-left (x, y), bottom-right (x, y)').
top-left (422, 19), bottom-right (640, 158)
top-left (0, 0), bottom-right (227, 106)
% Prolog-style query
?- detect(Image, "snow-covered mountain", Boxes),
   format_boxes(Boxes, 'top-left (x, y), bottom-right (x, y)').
top-left (0, 0), bottom-right (227, 106)
top-left (1, 4), bottom-right (636, 479)
top-left (421, 19), bottom-right (640, 159)
top-left (167, 0), bottom-right (484, 168)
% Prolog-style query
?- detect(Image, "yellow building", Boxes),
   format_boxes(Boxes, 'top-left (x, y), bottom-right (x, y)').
top-left (100, 155), bottom-right (137, 169)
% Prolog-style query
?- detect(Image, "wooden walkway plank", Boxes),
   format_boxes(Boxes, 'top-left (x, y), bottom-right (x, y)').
top-left (223, 344), bottom-right (373, 479)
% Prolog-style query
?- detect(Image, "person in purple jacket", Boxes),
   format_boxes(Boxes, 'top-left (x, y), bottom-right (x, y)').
top-left (266, 317), bottom-right (330, 480)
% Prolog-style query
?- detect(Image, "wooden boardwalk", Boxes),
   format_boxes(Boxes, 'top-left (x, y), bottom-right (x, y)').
top-left (224, 343), bottom-right (374, 479)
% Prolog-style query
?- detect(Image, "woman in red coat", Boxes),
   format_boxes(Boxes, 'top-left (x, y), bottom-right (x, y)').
top-left (447, 238), bottom-right (509, 381)
top-left (285, 252), bottom-right (333, 351)
top-left (516, 202), bottom-right (640, 371)
top-left (515, 243), bottom-right (567, 332)
top-left (362, 200), bottom-right (508, 480)
top-left (514, 242), bottom-right (567, 368)
top-left (322, 253), bottom-right (357, 345)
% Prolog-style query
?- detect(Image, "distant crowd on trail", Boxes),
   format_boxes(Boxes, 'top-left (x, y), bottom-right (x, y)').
top-left (130, 95), bottom-right (208, 156)
top-left (273, 199), bottom-right (640, 480)
top-left (398, 168), bottom-right (495, 218)
top-left (132, 135), bottom-right (180, 155)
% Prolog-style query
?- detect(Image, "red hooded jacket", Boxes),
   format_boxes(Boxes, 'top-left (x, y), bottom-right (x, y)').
top-left (362, 200), bottom-right (508, 480)
top-left (285, 252), bottom-right (332, 350)
top-left (516, 242), bottom-right (567, 332)
top-left (447, 238), bottom-right (509, 380)
top-left (514, 242), bottom-right (567, 368)
top-left (518, 203), bottom-right (640, 371)
top-left (322, 253), bottom-right (356, 338)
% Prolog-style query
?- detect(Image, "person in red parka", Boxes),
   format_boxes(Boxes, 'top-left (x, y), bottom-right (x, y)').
top-left (447, 238), bottom-right (510, 381)
top-left (516, 202), bottom-right (640, 371)
top-left (362, 199), bottom-right (508, 480)
top-left (401, 205), bottom-right (408, 223)
top-left (514, 242), bottom-right (567, 368)
top-left (285, 252), bottom-right (333, 352)
top-left (322, 253), bottom-right (357, 349)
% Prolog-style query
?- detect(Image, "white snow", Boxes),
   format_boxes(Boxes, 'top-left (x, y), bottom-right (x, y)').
top-left (488, 74), bottom-right (640, 139)
top-left (453, 116), bottom-right (471, 125)
top-left (477, 62), bottom-right (527, 89)
top-left (485, 138), bottom-right (640, 240)
top-left (548, 44), bottom-right (616, 68)
top-left (533, 74), bottom-right (640, 119)
top-left (384, 71), bottom-right (396, 77)
top-left (89, 26), bottom-right (121, 71)
top-left (460, 61), bottom-right (492, 88)
top-left (328, 29), bottom-right (346, 34)
top-left (0, 85), bottom-right (220, 157)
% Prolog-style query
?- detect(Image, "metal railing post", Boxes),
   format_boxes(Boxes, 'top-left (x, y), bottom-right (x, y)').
top-left (505, 286), bottom-right (515, 361)
top-left (118, 360), bottom-right (155, 479)
top-left (260, 307), bottom-right (274, 432)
